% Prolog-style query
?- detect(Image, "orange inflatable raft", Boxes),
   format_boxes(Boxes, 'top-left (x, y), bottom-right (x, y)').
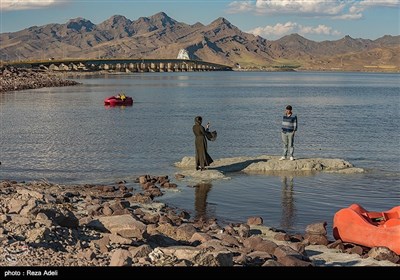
top-left (333, 203), bottom-right (400, 254)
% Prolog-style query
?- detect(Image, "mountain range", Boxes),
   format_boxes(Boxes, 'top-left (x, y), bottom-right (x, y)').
top-left (1, 12), bottom-right (399, 72)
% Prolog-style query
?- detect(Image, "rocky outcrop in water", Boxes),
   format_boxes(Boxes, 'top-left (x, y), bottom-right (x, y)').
top-left (0, 67), bottom-right (80, 93)
top-left (174, 155), bottom-right (365, 181)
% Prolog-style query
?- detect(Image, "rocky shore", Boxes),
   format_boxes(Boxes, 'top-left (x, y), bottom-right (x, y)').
top-left (0, 175), bottom-right (398, 267)
top-left (0, 67), bottom-right (80, 93)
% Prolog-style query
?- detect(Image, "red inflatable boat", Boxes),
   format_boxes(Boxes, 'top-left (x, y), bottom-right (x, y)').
top-left (333, 203), bottom-right (400, 254)
top-left (104, 94), bottom-right (133, 106)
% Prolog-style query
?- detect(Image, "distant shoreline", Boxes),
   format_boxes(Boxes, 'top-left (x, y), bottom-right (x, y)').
top-left (232, 68), bottom-right (400, 73)
top-left (1, 66), bottom-right (398, 94)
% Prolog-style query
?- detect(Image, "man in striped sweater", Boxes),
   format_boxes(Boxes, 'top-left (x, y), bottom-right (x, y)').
top-left (279, 105), bottom-right (297, 161)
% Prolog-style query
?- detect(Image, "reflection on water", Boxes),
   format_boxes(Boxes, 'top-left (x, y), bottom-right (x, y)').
top-left (280, 176), bottom-right (296, 229)
top-left (194, 183), bottom-right (213, 221)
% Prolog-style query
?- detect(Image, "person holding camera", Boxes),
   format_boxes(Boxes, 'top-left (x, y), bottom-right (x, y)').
top-left (193, 116), bottom-right (214, 171)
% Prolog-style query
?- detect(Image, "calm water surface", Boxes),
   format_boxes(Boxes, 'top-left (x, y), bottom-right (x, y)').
top-left (1, 71), bottom-right (399, 237)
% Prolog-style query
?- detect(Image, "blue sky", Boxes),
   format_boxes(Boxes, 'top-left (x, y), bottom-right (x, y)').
top-left (1, 0), bottom-right (399, 41)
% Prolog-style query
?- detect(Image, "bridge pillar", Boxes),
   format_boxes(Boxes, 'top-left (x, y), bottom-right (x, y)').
top-left (167, 62), bottom-right (173, 72)
top-left (140, 62), bottom-right (148, 72)
top-left (128, 63), bottom-right (138, 72)
top-left (181, 63), bottom-right (187, 71)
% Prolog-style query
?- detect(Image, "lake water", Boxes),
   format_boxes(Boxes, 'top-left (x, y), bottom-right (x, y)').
top-left (1, 71), bottom-right (399, 237)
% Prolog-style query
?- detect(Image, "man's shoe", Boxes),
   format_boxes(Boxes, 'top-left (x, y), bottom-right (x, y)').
top-left (279, 157), bottom-right (286, 161)
top-left (290, 157), bottom-right (295, 161)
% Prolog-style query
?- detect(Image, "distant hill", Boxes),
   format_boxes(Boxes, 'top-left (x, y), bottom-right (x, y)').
top-left (1, 12), bottom-right (399, 72)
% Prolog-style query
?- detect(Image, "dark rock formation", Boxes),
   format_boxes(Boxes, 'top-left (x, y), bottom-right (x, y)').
top-left (0, 66), bottom-right (80, 93)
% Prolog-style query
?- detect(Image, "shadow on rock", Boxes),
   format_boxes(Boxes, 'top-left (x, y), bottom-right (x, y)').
top-left (209, 159), bottom-right (268, 173)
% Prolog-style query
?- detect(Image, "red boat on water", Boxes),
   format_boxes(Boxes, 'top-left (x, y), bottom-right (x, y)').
top-left (333, 203), bottom-right (400, 254)
top-left (104, 94), bottom-right (133, 106)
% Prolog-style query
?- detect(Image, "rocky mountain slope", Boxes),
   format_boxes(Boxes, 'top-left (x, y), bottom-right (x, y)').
top-left (1, 12), bottom-right (399, 71)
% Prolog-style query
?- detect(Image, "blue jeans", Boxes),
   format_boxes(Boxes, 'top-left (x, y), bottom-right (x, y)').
top-left (281, 131), bottom-right (295, 157)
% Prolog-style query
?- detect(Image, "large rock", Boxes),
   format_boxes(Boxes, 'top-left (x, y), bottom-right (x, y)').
top-left (109, 249), bottom-right (132, 266)
top-left (36, 208), bottom-right (79, 228)
top-left (88, 214), bottom-right (147, 240)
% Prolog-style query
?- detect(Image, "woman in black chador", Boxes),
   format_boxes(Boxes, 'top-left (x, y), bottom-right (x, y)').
top-left (193, 116), bottom-right (216, 171)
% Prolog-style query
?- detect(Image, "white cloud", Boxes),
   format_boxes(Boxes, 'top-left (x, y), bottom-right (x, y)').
top-left (359, 0), bottom-right (400, 8)
top-left (229, 0), bottom-right (400, 19)
top-left (333, 13), bottom-right (363, 20)
top-left (254, 0), bottom-right (345, 15)
top-left (299, 24), bottom-right (341, 36)
top-left (247, 21), bottom-right (341, 38)
top-left (227, 1), bottom-right (254, 13)
top-left (249, 22), bottom-right (298, 37)
top-left (1, 0), bottom-right (60, 11)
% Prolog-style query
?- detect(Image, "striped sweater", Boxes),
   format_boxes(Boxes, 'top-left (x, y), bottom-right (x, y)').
top-left (282, 114), bottom-right (297, 133)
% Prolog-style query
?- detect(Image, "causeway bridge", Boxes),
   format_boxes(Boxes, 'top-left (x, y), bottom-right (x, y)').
top-left (9, 58), bottom-right (233, 72)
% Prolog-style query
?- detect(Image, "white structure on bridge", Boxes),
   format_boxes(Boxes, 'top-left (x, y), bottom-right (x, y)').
top-left (177, 49), bottom-right (190, 60)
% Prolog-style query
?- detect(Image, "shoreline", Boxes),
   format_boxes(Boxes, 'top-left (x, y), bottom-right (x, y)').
top-left (0, 176), bottom-right (398, 267)
top-left (1, 66), bottom-right (399, 95)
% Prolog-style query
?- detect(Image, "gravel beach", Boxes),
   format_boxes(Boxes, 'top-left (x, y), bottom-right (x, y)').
top-left (0, 176), bottom-right (398, 268)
